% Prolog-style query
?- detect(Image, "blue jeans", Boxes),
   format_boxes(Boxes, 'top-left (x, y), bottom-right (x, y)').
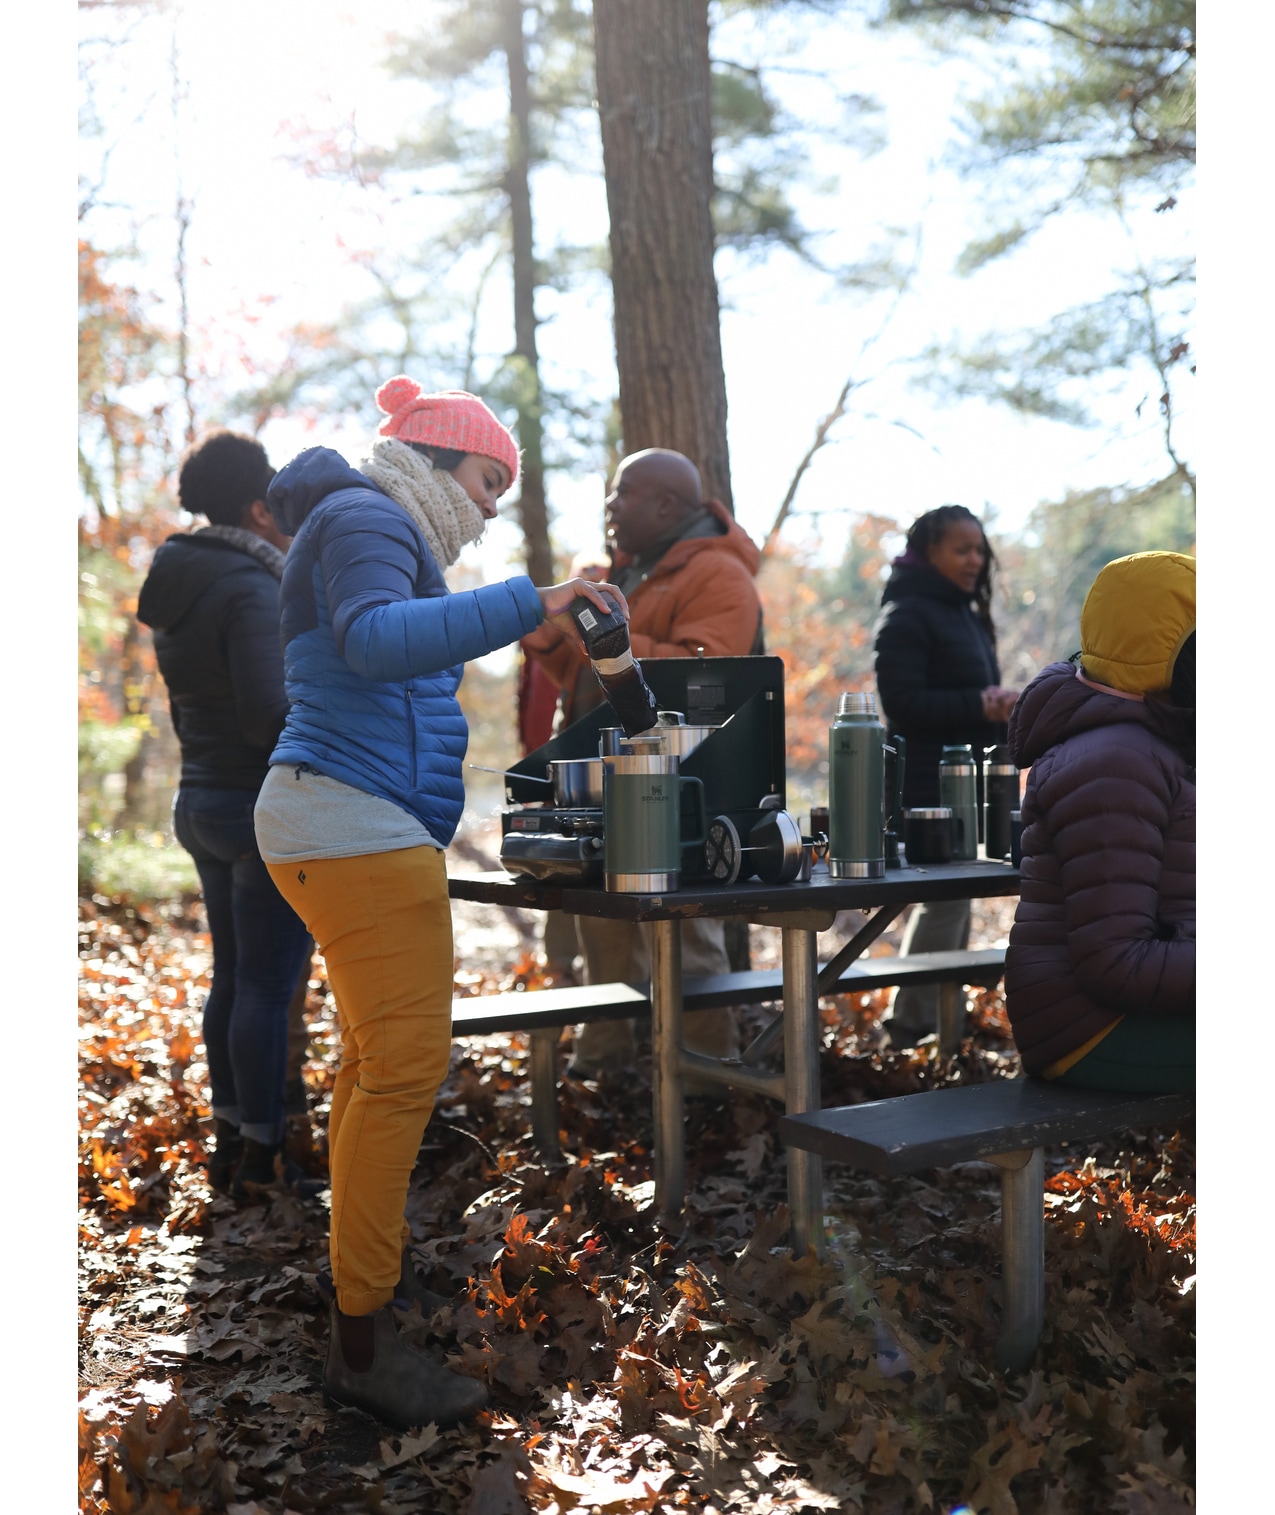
top-left (174, 787), bottom-right (312, 1144)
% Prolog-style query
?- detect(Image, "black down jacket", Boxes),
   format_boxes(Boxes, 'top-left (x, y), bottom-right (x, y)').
top-left (137, 533), bottom-right (288, 790)
top-left (872, 556), bottom-right (1003, 807)
top-left (1004, 661), bottom-right (1195, 1076)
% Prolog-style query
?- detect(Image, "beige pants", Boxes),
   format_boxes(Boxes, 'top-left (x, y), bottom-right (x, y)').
top-left (568, 914), bottom-right (741, 1071)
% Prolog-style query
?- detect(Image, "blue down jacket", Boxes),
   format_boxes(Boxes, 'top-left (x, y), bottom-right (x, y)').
top-left (266, 447), bottom-right (543, 845)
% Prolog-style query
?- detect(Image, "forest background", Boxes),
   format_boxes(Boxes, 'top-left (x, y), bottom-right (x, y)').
top-left (30, 0), bottom-right (1260, 1500)
top-left (78, 0), bottom-right (1199, 899)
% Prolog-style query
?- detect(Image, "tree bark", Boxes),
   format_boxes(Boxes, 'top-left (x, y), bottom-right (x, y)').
top-left (593, 0), bottom-right (733, 512)
top-left (503, 0), bottom-right (555, 586)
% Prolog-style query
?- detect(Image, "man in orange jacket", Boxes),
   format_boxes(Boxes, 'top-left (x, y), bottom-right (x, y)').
top-left (521, 448), bottom-right (764, 1079)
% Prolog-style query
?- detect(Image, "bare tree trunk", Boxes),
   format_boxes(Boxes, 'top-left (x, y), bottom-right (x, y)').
top-left (503, 0), bottom-right (555, 586)
top-left (118, 618), bottom-right (152, 826)
top-left (170, 17), bottom-right (195, 450)
top-left (593, 0), bottom-right (733, 512)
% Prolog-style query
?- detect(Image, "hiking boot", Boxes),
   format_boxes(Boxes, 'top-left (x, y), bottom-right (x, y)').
top-left (231, 1137), bottom-right (327, 1201)
top-left (315, 1247), bottom-right (449, 1316)
top-left (206, 1118), bottom-right (243, 1193)
top-left (323, 1301), bottom-right (487, 1429)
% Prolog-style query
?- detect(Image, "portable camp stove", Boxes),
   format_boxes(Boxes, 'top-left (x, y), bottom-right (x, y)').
top-left (496, 656), bottom-right (796, 887)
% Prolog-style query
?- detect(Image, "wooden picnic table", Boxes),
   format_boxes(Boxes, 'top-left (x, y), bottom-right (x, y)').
top-left (448, 857), bottom-right (1021, 1254)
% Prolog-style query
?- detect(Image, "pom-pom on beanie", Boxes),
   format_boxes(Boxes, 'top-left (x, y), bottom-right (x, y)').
top-left (1080, 551), bottom-right (1196, 695)
top-left (375, 375), bottom-right (520, 488)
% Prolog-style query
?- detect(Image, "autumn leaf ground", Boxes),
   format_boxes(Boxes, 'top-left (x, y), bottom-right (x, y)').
top-left (79, 836), bottom-right (1195, 1515)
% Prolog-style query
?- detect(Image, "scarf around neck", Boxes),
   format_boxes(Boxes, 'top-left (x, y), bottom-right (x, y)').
top-left (194, 524), bottom-right (286, 580)
top-left (358, 438), bottom-right (487, 569)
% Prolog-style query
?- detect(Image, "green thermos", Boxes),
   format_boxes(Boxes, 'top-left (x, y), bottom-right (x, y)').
top-left (938, 744), bottom-right (979, 861)
top-left (828, 691), bottom-right (886, 879)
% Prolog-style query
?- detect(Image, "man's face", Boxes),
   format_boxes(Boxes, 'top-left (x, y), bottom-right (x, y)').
top-left (605, 461), bottom-right (667, 557)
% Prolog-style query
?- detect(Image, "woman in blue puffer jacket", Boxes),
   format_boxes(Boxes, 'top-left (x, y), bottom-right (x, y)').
top-left (254, 376), bottom-right (626, 1430)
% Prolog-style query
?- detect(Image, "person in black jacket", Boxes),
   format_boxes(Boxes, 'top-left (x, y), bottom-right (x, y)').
top-left (873, 504), bottom-right (1020, 1047)
top-left (137, 430), bottom-right (314, 1195)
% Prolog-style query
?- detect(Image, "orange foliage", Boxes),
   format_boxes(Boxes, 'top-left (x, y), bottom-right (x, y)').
top-left (757, 515), bottom-right (900, 774)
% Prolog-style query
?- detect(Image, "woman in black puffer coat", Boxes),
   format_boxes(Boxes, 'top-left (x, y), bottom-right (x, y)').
top-left (1005, 552), bottom-right (1195, 1093)
top-left (872, 505), bottom-right (1021, 1047)
top-left (137, 430), bottom-right (314, 1196)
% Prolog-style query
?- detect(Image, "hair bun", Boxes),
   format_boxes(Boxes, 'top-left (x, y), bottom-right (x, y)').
top-left (375, 374), bottom-right (422, 417)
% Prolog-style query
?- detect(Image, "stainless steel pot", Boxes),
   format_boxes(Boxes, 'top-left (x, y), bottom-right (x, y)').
top-left (546, 757), bottom-right (604, 808)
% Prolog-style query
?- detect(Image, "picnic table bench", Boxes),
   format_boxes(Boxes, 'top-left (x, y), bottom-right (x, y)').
top-left (780, 1078), bottom-right (1195, 1370)
top-left (449, 859), bottom-right (1020, 1246)
top-left (452, 947), bottom-right (1009, 1153)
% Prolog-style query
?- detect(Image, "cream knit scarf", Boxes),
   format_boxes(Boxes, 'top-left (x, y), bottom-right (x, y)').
top-left (359, 438), bottom-right (487, 569)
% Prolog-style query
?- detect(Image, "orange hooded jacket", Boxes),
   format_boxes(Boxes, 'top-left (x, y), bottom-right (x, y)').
top-left (521, 499), bottom-right (763, 693)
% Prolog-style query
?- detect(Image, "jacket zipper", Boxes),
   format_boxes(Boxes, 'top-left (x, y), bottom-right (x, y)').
top-left (406, 687), bottom-right (418, 787)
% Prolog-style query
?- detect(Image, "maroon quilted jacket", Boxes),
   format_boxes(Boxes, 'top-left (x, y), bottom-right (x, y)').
top-left (1004, 661), bottom-right (1195, 1075)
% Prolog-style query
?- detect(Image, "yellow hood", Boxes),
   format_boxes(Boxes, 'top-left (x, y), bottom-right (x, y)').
top-left (1079, 550), bottom-right (1196, 695)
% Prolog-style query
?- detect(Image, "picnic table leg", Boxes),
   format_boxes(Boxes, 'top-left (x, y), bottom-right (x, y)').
top-left (528, 1026), bottom-right (561, 1159)
top-left (783, 925), bottom-right (824, 1259)
top-left (938, 981), bottom-right (964, 1056)
top-left (651, 917), bottom-right (685, 1224)
top-left (990, 1145), bottom-right (1046, 1371)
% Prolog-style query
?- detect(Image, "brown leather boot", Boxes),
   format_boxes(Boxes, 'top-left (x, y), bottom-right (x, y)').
top-left (323, 1302), bottom-right (487, 1429)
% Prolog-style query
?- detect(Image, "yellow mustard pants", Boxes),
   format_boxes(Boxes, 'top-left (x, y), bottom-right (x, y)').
top-left (266, 845), bottom-right (452, 1315)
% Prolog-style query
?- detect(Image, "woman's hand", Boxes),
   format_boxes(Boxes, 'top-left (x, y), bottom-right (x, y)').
top-left (981, 685), bottom-right (1020, 723)
top-left (537, 577), bottom-right (629, 633)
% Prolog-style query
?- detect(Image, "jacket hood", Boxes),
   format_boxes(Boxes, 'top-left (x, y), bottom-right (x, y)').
top-left (1008, 659), bottom-right (1157, 768)
top-left (267, 446), bottom-right (377, 535)
top-left (881, 556), bottom-right (973, 609)
top-left (1080, 550), bottom-right (1195, 695)
top-left (654, 498), bottom-right (761, 579)
top-left (137, 534), bottom-right (263, 630)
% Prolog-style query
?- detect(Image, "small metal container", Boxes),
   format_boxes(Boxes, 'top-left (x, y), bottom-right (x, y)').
top-left (904, 807), bottom-right (955, 865)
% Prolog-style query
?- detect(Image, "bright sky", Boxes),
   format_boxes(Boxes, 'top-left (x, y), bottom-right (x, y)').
top-left (80, 0), bottom-right (1194, 592)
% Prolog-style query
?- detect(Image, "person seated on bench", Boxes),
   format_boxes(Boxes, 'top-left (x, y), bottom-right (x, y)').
top-left (1005, 551), bottom-right (1195, 1094)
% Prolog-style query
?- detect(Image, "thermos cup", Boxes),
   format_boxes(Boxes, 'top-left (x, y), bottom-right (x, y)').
top-left (983, 744), bottom-right (1020, 862)
top-left (938, 744), bottom-right (978, 861)
top-left (602, 749), bottom-right (707, 892)
top-left (827, 691), bottom-right (886, 879)
top-left (904, 807), bottom-right (955, 864)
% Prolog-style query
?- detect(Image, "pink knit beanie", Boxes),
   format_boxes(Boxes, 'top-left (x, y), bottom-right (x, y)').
top-left (375, 375), bottom-right (521, 487)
